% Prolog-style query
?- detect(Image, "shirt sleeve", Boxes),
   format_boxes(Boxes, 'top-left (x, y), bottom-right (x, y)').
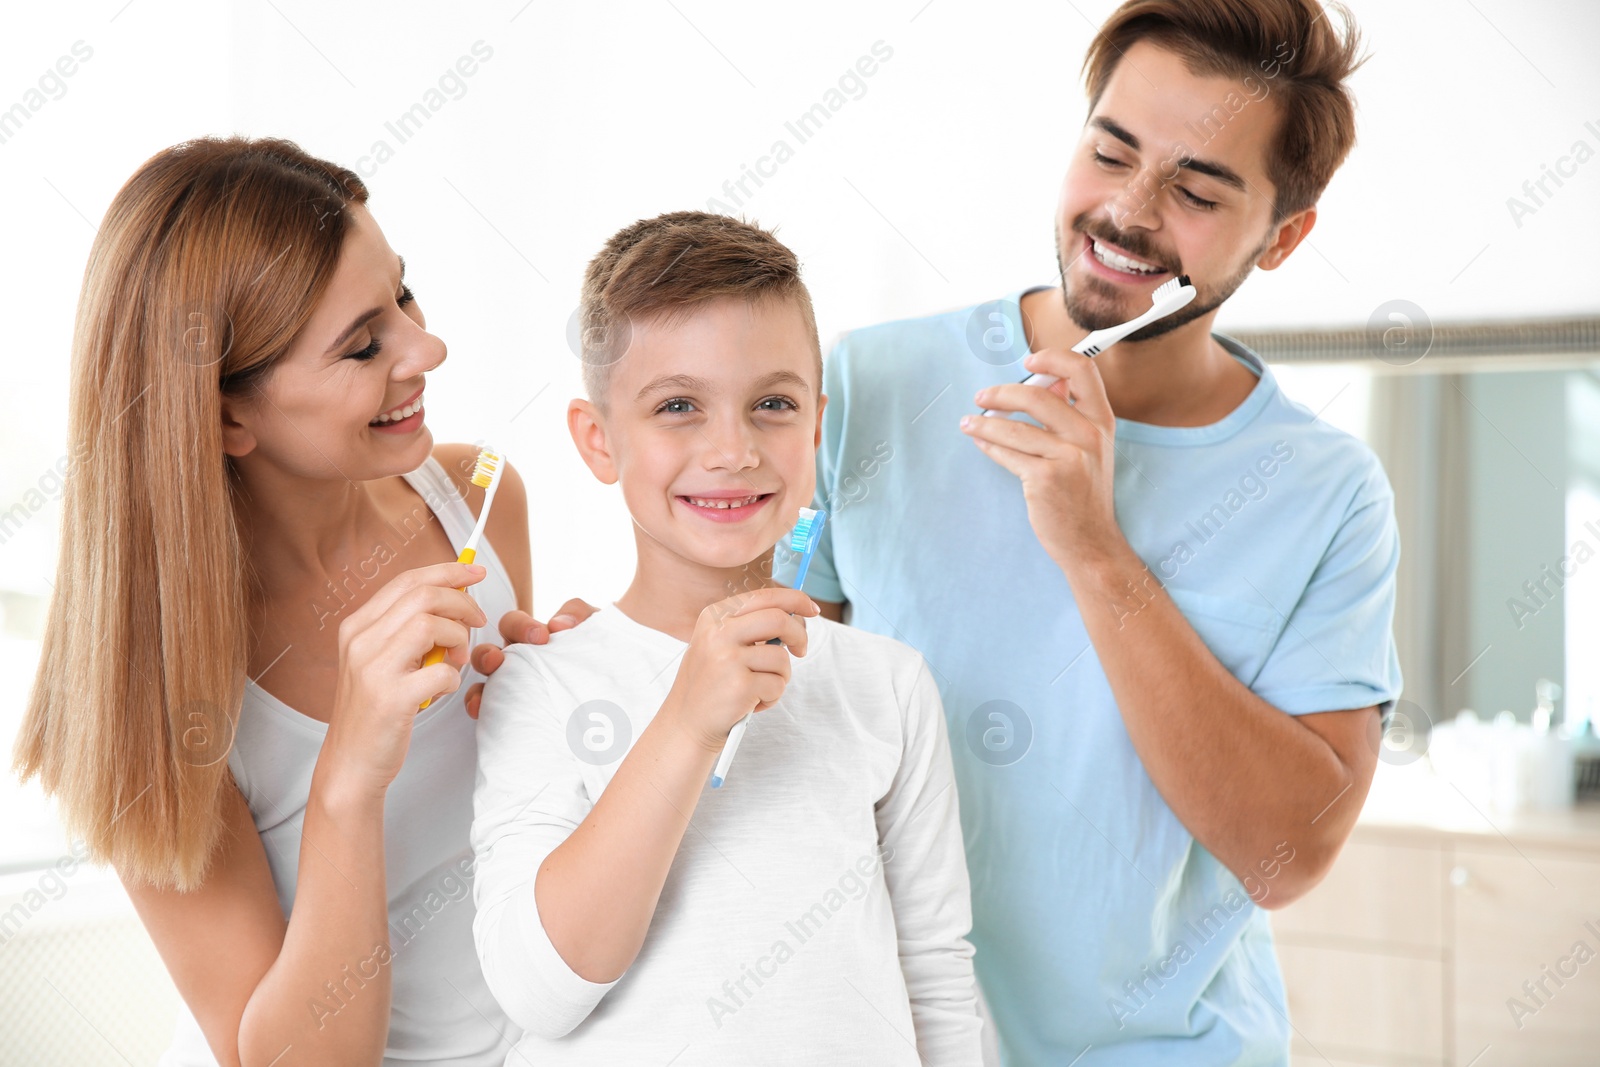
top-left (1251, 461), bottom-right (1405, 716)
top-left (470, 644), bottom-right (619, 1038)
top-left (772, 336), bottom-right (846, 604)
top-left (874, 656), bottom-right (984, 1065)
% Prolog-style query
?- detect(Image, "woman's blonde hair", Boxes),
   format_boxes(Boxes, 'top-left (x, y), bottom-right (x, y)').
top-left (13, 137), bottom-right (369, 891)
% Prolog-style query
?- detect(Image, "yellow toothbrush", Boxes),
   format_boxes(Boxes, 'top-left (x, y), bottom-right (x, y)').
top-left (419, 446), bottom-right (504, 710)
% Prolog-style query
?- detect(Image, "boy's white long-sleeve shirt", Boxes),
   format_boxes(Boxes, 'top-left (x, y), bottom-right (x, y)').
top-left (470, 604), bottom-right (983, 1066)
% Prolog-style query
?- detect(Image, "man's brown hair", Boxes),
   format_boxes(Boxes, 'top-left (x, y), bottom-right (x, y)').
top-left (1082, 0), bottom-right (1367, 224)
top-left (577, 210), bottom-right (822, 410)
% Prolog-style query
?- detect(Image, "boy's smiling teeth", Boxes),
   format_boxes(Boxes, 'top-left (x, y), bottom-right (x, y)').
top-left (1090, 237), bottom-right (1165, 275)
top-left (683, 493), bottom-right (770, 509)
top-left (370, 390), bottom-right (424, 424)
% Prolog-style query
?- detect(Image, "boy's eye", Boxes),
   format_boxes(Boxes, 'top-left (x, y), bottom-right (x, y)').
top-left (756, 396), bottom-right (799, 412)
top-left (1092, 150), bottom-right (1125, 168)
top-left (655, 397), bottom-right (695, 415)
top-left (344, 336), bottom-right (382, 362)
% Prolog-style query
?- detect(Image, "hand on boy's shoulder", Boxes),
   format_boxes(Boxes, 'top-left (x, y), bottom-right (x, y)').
top-left (463, 599), bottom-right (599, 719)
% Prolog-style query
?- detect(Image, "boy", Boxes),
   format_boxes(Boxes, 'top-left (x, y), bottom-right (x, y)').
top-left (470, 211), bottom-right (982, 1065)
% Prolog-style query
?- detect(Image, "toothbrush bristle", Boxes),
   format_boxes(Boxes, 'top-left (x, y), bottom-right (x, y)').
top-left (789, 506), bottom-right (821, 550)
top-left (1151, 275), bottom-right (1195, 306)
top-left (471, 448), bottom-right (501, 489)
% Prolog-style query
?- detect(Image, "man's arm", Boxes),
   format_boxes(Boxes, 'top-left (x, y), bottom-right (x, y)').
top-left (963, 348), bottom-right (1391, 907)
top-left (815, 599), bottom-right (846, 622)
top-left (1067, 543), bottom-right (1379, 907)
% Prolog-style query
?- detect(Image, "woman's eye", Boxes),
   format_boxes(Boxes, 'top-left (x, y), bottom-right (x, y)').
top-left (344, 337), bottom-right (382, 362)
top-left (398, 284), bottom-right (416, 307)
top-left (756, 396), bottom-right (799, 412)
top-left (656, 397), bottom-right (695, 415)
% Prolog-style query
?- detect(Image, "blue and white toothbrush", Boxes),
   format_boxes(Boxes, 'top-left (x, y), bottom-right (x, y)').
top-left (710, 506), bottom-right (828, 789)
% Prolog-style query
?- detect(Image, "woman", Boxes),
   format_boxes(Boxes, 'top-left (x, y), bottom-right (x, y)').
top-left (12, 136), bottom-right (585, 1066)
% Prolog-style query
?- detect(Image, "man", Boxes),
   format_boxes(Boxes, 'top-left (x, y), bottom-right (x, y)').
top-left (769, 1), bottom-right (1399, 1063)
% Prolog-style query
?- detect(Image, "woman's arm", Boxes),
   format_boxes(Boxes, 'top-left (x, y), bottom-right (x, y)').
top-left (124, 772), bottom-right (392, 1067)
top-left (125, 561), bottom-right (489, 1065)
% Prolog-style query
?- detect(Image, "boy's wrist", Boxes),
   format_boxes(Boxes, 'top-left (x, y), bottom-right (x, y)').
top-left (654, 691), bottom-right (733, 760)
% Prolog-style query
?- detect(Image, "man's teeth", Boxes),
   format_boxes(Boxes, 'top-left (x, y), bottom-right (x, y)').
top-left (371, 394), bottom-right (423, 424)
top-left (1091, 238), bottom-right (1164, 275)
top-left (686, 494), bottom-right (763, 509)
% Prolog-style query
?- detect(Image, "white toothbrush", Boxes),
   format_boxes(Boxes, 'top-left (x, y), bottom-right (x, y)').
top-left (419, 446), bottom-right (504, 710)
top-left (981, 274), bottom-right (1196, 416)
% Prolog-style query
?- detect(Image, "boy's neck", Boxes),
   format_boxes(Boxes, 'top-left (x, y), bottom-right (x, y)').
top-left (614, 532), bottom-right (780, 643)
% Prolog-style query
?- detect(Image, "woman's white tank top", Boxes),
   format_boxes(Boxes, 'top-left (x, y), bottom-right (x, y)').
top-left (158, 455), bottom-right (523, 1066)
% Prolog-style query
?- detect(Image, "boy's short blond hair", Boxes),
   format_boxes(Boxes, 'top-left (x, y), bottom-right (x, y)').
top-left (577, 211), bottom-right (823, 409)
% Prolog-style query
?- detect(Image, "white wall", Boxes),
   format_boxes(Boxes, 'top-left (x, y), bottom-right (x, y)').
top-left (4, 0), bottom-right (1597, 630)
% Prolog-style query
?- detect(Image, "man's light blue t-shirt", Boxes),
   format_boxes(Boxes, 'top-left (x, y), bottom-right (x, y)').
top-left (774, 287), bottom-right (1403, 1067)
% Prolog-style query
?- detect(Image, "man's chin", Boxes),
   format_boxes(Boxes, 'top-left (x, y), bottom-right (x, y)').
top-left (1063, 284), bottom-right (1141, 333)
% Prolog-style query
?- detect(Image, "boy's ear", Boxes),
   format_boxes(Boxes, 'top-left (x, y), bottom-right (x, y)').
top-left (567, 398), bottom-right (619, 484)
top-left (814, 392), bottom-right (827, 449)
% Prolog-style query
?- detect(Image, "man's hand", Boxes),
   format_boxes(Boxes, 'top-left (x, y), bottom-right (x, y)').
top-left (961, 348), bottom-right (1122, 572)
top-left (463, 598), bottom-right (599, 718)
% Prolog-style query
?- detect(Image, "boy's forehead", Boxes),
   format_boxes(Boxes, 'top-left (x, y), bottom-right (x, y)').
top-left (1092, 39), bottom-right (1279, 191)
top-left (614, 296), bottom-right (819, 398)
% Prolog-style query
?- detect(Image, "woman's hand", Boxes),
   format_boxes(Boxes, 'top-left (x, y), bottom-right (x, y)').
top-left (463, 598), bottom-right (600, 718)
top-left (320, 561), bottom-right (488, 800)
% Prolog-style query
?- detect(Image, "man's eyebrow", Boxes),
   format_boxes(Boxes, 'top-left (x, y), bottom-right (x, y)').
top-left (1090, 116), bottom-right (1247, 192)
top-left (1091, 115), bottom-right (1142, 151)
top-left (1175, 154), bottom-right (1246, 192)
top-left (324, 255), bottom-right (407, 357)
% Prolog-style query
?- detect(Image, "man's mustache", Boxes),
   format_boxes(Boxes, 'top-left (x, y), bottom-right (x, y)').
top-left (1072, 218), bottom-right (1183, 277)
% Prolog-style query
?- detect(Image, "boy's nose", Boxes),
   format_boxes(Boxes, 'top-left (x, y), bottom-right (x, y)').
top-left (699, 419), bottom-right (760, 471)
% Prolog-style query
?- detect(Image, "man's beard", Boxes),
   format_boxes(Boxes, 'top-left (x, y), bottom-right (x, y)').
top-left (1056, 216), bottom-right (1266, 342)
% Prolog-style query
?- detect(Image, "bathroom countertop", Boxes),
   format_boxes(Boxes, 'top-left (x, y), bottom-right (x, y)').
top-left (1354, 761), bottom-right (1600, 853)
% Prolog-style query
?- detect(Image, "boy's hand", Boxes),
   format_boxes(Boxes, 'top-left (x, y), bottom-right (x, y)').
top-left (463, 599), bottom-right (599, 719)
top-left (663, 587), bottom-right (820, 753)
